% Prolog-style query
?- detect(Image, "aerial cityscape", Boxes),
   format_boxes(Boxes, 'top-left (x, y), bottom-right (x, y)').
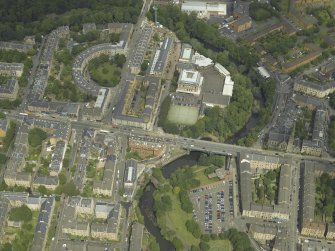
top-left (0, 0), bottom-right (335, 250)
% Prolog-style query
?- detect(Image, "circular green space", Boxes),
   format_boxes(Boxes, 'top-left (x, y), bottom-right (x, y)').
top-left (88, 54), bottom-right (126, 87)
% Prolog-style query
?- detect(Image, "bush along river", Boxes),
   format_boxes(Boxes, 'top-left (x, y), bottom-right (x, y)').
top-left (139, 151), bottom-right (200, 251)
top-left (225, 90), bottom-right (266, 144)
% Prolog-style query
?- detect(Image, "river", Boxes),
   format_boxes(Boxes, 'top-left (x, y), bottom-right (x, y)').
top-left (139, 152), bottom-right (201, 251)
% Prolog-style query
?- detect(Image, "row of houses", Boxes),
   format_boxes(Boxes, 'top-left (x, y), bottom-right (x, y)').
top-left (112, 75), bottom-right (161, 130)
top-left (0, 41), bottom-right (34, 52)
top-left (4, 119), bottom-right (70, 189)
top-left (128, 136), bottom-right (165, 158)
top-left (0, 62), bottom-right (24, 77)
top-left (149, 37), bottom-right (173, 77)
top-left (0, 79), bottom-right (19, 100)
top-left (27, 100), bottom-right (80, 119)
top-left (62, 197), bottom-right (121, 241)
top-left (129, 26), bottom-right (153, 74)
top-left (238, 153), bottom-right (290, 221)
top-left (301, 108), bottom-right (328, 157)
top-left (93, 155), bottom-right (116, 197)
top-left (0, 193), bottom-right (55, 251)
top-left (30, 26), bottom-right (69, 100)
top-left (300, 160), bottom-right (335, 240)
top-left (249, 224), bottom-right (289, 251)
top-left (72, 43), bottom-right (126, 96)
top-left (294, 78), bottom-right (335, 98)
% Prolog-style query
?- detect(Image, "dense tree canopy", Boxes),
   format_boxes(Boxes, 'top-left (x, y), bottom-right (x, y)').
top-left (28, 128), bottom-right (47, 147)
top-left (185, 219), bottom-right (202, 238)
top-left (249, 2), bottom-right (279, 21)
top-left (148, 5), bottom-right (258, 67)
top-left (0, 0), bottom-right (143, 41)
top-left (9, 205), bottom-right (32, 222)
top-left (315, 172), bottom-right (335, 221)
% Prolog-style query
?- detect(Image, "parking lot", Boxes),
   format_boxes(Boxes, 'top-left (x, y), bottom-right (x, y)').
top-left (189, 180), bottom-right (234, 234)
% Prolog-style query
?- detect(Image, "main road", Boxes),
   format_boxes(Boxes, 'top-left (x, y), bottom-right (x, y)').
top-left (8, 110), bottom-right (335, 165)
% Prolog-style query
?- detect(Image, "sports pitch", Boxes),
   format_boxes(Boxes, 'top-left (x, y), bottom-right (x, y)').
top-left (167, 104), bottom-right (199, 125)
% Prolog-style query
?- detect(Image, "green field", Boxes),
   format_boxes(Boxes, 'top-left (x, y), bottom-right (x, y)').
top-left (160, 191), bottom-right (198, 247)
top-left (167, 105), bottom-right (199, 125)
top-left (209, 240), bottom-right (232, 251)
top-left (192, 166), bottom-right (219, 186)
top-left (90, 63), bottom-right (121, 87)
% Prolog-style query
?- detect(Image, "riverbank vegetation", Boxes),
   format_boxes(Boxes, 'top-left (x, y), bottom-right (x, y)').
top-left (237, 75), bottom-right (276, 146)
top-left (0, 0), bottom-right (143, 41)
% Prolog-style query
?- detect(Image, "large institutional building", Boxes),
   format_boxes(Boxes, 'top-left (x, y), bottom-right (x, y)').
top-left (176, 69), bottom-right (204, 95)
top-left (181, 1), bottom-right (227, 19)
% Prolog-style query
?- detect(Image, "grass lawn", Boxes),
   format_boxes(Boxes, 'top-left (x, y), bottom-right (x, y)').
top-left (90, 62), bottom-right (120, 87)
top-left (161, 190), bottom-right (232, 250)
top-left (278, 0), bottom-right (289, 13)
top-left (167, 105), bottom-right (199, 125)
top-left (209, 240), bottom-right (232, 251)
top-left (192, 166), bottom-right (219, 186)
top-left (163, 191), bottom-right (199, 248)
top-left (126, 151), bottom-right (142, 161)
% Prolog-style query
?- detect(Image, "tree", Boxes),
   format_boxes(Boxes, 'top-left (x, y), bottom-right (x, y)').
top-left (3, 121), bottom-right (16, 151)
top-left (0, 153), bottom-right (7, 165)
top-left (172, 237), bottom-right (184, 251)
top-left (140, 60), bottom-right (149, 73)
top-left (148, 236), bottom-right (160, 251)
top-left (58, 172), bottom-right (67, 185)
top-left (199, 241), bottom-right (210, 251)
top-left (201, 234), bottom-right (210, 242)
top-left (9, 205), bottom-right (32, 222)
top-left (0, 181), bottom-right (8, 191)
top-left (118, 187), bottom-right (125, 196)
top-left (28, 128), bottom-right (47, 147)
top-left (62, 180), bottom-right (79, 196)
top-left (173, 186), bottom-right (180, 194)
top-left (0, 243), bottom-right (12, 251)
top-left (191, 245), bottom-right (201, 251)
top-left (161, 195), bottom-right (172, 211)
top-left (179, 190), bottom-right (193, 213)
top-left (37, 185), bottom-right (49, 195)
top-left (185, 219), bottom-right (202, 238)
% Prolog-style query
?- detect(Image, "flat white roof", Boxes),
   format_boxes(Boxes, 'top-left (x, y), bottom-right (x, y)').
top-left (207, 3), bottom-right (226, 12)
top-left (257, 66), bottom-right (270, 79)
top-left (182, 2), bottom-right (226, 13)
top-left (192, 52), bottom-right (213, 67)
top-left (181, 48), bottom-right (192, 60)
top-left (222, 84), bottom-right (233, 96)
top-left (94, 88), bottom-right (108, 108)
top-left (180, 69), bottom-right (201, 84)
top-left (215, 63), bottom-right (230, 77)
top-left (224, 76), bottom-right (234, 86)
top-left (127, 166), bottom-right (133, 182)
top-left (182, 1), bottom-right (206, 11)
